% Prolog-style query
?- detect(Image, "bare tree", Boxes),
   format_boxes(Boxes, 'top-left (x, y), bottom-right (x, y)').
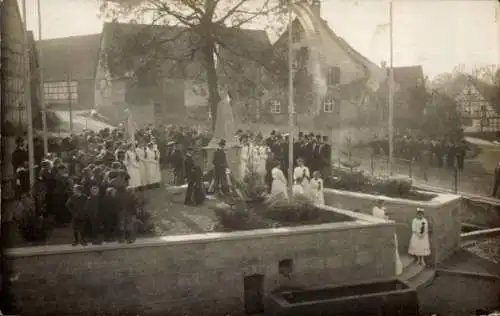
top-left (99, 0), bottom-right (287, 131)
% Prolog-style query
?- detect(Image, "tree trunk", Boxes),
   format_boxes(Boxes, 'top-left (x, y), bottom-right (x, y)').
top-left (202, 43), bottom-right (221, 132)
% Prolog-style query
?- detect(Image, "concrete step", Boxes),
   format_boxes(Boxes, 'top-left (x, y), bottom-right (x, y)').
top-left (400, 262), bottom-right (425, 282)
top-left (409, 268), bottom-right (436, 289)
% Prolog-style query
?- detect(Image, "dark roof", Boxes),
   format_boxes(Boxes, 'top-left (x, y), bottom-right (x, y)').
top-left (390, 65), bottom-right (424, 90)
top-left (100, 22), bottom-right (272, 79)
top-left (36, 34), bottom-right (102, 82)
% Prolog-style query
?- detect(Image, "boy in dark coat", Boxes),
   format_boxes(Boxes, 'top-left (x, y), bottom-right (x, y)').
top-left (118, 187), bottom-right (137, 243)
top-left (86, 185), bottom-right (102, 244)
top-left (66, 184), bottom-right (88, 246)
top-left (212, 139), bottom-right (228, 193)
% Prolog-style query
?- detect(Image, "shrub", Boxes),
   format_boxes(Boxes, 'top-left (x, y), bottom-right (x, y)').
top-left (211, 202), bottom-right (260, 231)
top-left (263, 196), bottom-right (320, 223)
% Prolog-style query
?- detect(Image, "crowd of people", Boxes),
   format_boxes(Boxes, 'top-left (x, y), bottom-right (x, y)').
top-left (9, 124), bottom-right (211, 245)
top-left (370, 133), bottom-right (469, 170)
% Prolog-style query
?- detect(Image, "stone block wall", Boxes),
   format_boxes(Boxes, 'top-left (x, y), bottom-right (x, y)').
top-left (6, 221), bottom-right (396, 316)
top-left (324, 189), bottom-right (462, 265)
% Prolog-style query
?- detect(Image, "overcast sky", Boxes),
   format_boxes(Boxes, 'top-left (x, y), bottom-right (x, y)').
top-left (20, 0), bottom-right (499, 79)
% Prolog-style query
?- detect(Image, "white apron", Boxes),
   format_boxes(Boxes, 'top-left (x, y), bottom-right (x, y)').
top-left (125, 150), bottom-right (142, 188)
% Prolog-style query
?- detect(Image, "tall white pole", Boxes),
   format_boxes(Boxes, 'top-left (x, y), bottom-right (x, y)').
top-left (288, 2), bottom-right (295, 200)
top-left (22, 0), bottom-right (35, 187)
top-left (388, 1), bottom-right (394, 176)
top-left (37, 0), bottom-right (48, 155)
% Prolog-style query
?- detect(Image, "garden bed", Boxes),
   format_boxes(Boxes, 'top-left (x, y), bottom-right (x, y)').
top-left (210, 195), bottom-right (356, 232)
top-left (324, 166), bottom-right (437, 201)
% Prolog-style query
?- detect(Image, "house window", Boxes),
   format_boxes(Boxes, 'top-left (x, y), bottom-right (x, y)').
top-left (44, 81), bottom-right (78, 103)
top-left (323, 98), bottom-right (336, 113)
top-left (270, 99), bottom-right (281, 114)
top-left (327, 67), bottom-right (340, 86)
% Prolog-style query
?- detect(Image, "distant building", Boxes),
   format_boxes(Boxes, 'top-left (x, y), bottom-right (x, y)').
top-left (439, 74), bottom-right (500, 134)
top-left (36, 34), bottom-right (101, 111)
top-left (94, 22), bottom-right (270, 127)
top-left (260, 0), bottom-right (386, 130)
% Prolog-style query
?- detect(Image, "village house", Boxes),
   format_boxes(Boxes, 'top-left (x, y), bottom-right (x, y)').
top-left (1, 0), bottom-right (41, 184)
top-left (439, 74), bottom-right (500, 135)
top-left (259, 0), bottom-right (387, 131)
top-left (94, 22), bottom-right (271, 127)
top-left (36, 33), bottom-right (101, 112)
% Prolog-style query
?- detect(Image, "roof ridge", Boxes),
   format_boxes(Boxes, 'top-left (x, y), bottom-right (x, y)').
top-left (37, 33), bottom-right (101, 43)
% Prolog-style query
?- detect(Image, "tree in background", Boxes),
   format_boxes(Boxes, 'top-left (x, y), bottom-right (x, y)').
top-left (422, 90), bottom-right (463, 140)
top-left (98, 0), bottom-right (287, 131)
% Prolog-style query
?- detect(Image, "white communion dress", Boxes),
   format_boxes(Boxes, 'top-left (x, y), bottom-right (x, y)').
top-left (125, 149), bottom-right (142, 188)
top-left (309, 178), bottom-right (325, 205)
top-left (408, 217), bottom-right (431, 257)
top-left (270, 167), bottom-right (288, 200)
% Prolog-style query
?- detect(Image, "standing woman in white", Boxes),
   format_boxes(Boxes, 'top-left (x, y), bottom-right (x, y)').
top-left (146, 142), bottom-right (162, 187)
top-left (408, 208), bottom-right (431, 266)
top-left (293, 157), bottom-right (311, 196)
top-left (124, 143), bottom-right (142, 189)
top-left (270, 160), bottom-right (288, 200)
top-left (309, 171), bottom-right (325, 205)
top-left (372, 200), bottom-right (403, 275)
top-left (135, 141), bottom-right (149, 188)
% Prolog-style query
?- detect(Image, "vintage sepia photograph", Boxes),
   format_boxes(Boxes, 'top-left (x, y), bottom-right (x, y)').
top-left (1, 0), bottom-right (499, 315)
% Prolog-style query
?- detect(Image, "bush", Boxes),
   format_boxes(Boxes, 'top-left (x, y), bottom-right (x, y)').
top-left (263, 196), bottom-right (320, 223)
top-left (211, 202), bottom-right (258, 231)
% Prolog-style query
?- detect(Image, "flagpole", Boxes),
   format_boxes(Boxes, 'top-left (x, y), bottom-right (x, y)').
top-left (37, 0), bottom-right (48, 155)
top-left (287, 0), bottom-right (295, 201)
top-left (388, 0), bottom-right (394, 176)
top-left (22, 0), bottom-right (35, 187)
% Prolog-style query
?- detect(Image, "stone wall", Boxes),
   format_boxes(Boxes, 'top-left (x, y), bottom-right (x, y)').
top-left (324, 189), bottom-right (463, 265)
top-left (6, 220), bottom-right (396, 316)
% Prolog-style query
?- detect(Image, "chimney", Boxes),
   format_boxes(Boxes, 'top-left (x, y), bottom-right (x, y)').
top-left (311, 0), bottom-right (321, 17)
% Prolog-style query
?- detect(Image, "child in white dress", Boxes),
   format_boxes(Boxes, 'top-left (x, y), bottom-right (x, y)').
top-left (309, 171), bottom-right (324, 205)
top-left (293, 157), bottom-right (311, 196)
top-left (408, 208), bottom-right (431, 266)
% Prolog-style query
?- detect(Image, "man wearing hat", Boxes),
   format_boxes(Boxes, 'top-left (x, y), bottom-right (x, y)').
top-left (212, 139), bottom-right (228, 193)
top-left (320, 135), bottom-right (331, 176)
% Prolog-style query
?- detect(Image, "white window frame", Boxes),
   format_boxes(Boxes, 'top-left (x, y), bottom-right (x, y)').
top-left (323, 98), bottom-right (335, 113)
top-left (270, 99), bottom-right (281, 114)
top-left (44, 81), bottom-right (78, 104)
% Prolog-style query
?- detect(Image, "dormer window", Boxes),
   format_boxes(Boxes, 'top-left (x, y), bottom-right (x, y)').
top-left (327, 67), bottom-right (340, 86)
top-left (270, 99), bottom-right (281, 114)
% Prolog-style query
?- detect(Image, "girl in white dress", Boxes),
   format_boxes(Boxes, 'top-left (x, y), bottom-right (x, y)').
top-left (240, 137), bottom-right (251, 180)
top-left (124, 144), bottom-right (142, 189)
top-left (145, 142), bottom-right (162, 186)
top-left (135, 142), bottom-right (148, 188)
top-left (293, 157), bottom-right (311, 197)
top-left (270, 161), bottom-right (288, 200)
top-left (309, 171), bottom-right (325, 205)
top-left (408, 208), bottom-right (431, 266)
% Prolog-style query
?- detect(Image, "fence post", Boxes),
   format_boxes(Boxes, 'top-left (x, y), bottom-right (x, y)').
top-left (453, 166), bottom-right (458, 194)
top-left (370, 154), bottom-right (374, 175)
top-left (409, 158), bottom-right (413, 178)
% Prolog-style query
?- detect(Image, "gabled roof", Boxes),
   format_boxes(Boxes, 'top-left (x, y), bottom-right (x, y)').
top-left (100, 22), bottom-right (272, 79)
top-left (36, 33), bottom-right (102, 82)
top-left (390, 66), bottom-right (424, 90)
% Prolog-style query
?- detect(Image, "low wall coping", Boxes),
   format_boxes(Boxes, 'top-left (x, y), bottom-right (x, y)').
top-left (324, 188), bottom-right (461, 208)
top-left (5, 215), bottom-right (395, 258)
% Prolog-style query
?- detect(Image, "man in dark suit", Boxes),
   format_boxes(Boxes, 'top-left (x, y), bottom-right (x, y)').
top-left (492, 162), bottom-right (500, 197)
top-left (212, 139), bottom-right (228, 193)
top-left (320, 136), bottom-right (332, 176)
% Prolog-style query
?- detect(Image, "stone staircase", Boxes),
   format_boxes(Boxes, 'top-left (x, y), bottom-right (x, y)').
top-left (398, 254), bottom-right (436, 289)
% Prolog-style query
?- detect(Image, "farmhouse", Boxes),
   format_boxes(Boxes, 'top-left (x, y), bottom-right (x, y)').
top-left (36, 34), bottom-right (101, 111)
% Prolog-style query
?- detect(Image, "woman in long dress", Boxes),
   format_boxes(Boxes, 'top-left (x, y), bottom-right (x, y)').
top-left (240, 136), bottom-right (251, 180)
top-left (309, 171), bottom-right (325, 205)
top-left (124, 144), bottom-right (142, 189)
top-left (293, 157), bottom-right (311, 197)
top-left (146, 142), bottom-right (162, 187)
top-left (270, 160), bottom-right (288, 200)
top-left (135, 142), bottom-right (148, 188)
top-left (408, 208), bottom-right (431, 266)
